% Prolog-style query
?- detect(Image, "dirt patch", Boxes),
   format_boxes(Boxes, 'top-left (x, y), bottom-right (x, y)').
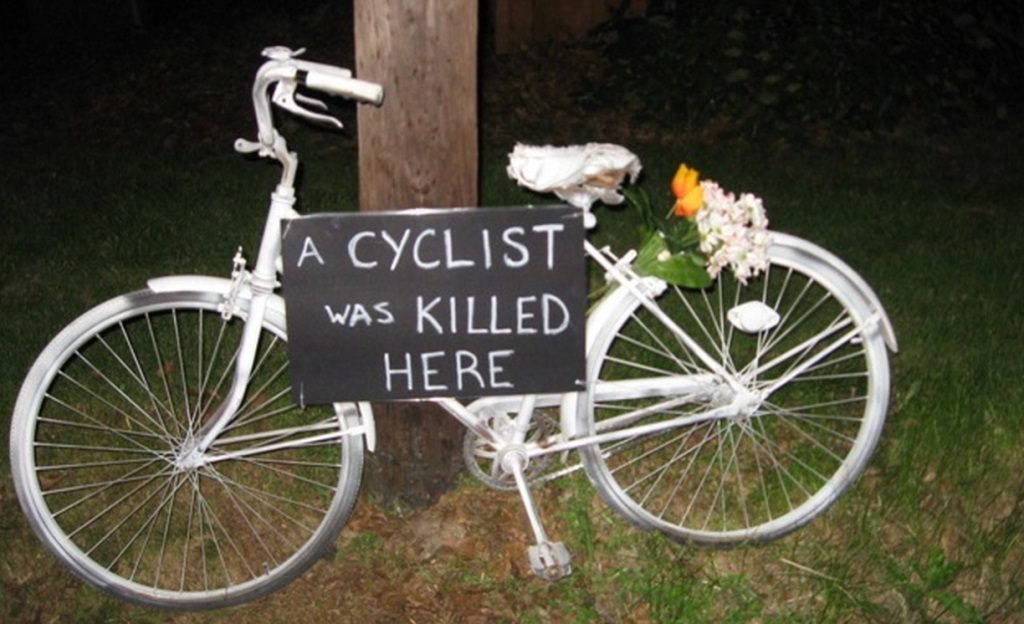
top-left (161, 484), bottom-right (567, 623)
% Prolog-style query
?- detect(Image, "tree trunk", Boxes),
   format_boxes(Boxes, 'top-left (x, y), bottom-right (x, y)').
top-left (354, 0), bottom-right (479, 506)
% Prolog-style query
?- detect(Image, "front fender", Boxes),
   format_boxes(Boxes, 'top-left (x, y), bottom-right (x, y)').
top-left (145, 274), bottom-right (377, 452)
top-left (146, 275), bottom-right (288, 321)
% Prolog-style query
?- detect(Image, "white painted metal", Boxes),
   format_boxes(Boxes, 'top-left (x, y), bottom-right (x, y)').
top-left (8, 43), bottom-right (896, 609)
top-left (10, 290), bottom-right (365, 608)
top-left (727, 300), bottom-right (781, 333)
top-left (771, 232), bottom-right (898, 352)
top-left (574, 239), bottom-right (891, 544)
top-left (145, 275), bottom-right (378, 452)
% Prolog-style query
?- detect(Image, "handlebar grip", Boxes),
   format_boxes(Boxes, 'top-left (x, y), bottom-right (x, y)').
top-left (304, 70), bottom-right (384, 106)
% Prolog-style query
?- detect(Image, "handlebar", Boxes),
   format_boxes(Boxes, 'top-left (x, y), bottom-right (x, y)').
top-left (240, 46), bottom-right (384, 176)
top-left (304, 69), bottom-right (384, 106)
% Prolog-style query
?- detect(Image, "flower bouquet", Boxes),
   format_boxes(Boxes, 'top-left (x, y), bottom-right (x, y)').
top-left (506, 143), bottom-right (771, 289)
top-left (630, 164), bottom-right (772, 288)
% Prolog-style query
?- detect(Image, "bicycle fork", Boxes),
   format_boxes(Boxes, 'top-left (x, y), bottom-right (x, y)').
top-left (178, 184), bottom-right (298, 467)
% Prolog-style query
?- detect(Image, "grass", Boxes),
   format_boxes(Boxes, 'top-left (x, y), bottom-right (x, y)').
top-left (2, 122), bottom-right (1024, 621)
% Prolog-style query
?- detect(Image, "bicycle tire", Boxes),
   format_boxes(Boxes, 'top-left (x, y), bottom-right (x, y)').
top-left (10, 289), bottom-right (364, 609)
top-left (577, 237), bottom-right (890, 544)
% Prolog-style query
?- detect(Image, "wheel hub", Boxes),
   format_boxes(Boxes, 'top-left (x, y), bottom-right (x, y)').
top-left (730, 388), bottom-right (764, 421)
top-left (171, 436), bottom-right (204, 472)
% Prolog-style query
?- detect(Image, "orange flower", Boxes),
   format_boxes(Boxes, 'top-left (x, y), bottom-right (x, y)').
top-left (671, 164), bottom-right (704, 218)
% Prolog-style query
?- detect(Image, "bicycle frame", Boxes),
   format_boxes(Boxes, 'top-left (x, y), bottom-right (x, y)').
top-left (10, 47), bottom-right (900, 603)
top-left (184, 51), bottom-right (896, 484)
top-left (161, 46), bottom-right (896, 580)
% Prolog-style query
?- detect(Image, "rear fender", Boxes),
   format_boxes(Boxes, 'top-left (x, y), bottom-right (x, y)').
top-left (771, 233), bottom-right (898, 352)
top-left (559, 233), bottom-right (897, 439)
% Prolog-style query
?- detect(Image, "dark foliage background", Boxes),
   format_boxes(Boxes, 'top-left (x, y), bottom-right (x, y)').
top-left (4, 0), bottom-right (1022, 156)
top-left (586, 0), bottom-right (1023, 138)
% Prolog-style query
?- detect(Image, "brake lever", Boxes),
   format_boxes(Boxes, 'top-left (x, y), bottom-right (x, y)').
top-left (294, 92), bottom-right (328, 111)
top-left (271, 80), bottom-right (343, 130)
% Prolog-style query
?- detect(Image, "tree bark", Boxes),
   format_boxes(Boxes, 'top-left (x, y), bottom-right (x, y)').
top-left (354, 0), bottom-right (478, 506)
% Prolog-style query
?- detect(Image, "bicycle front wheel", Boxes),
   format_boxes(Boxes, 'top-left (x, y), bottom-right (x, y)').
top-left (578, 239), bottom-right (890, 545)
top-left (10, 289), bottom-right (364, 609)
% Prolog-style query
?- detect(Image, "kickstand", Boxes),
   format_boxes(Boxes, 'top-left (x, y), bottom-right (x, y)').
top-left (506, 451), bottom-right (572, 581)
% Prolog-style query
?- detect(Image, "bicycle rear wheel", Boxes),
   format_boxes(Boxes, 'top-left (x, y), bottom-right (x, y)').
top-left (9, 289), bottom-right (364, 609)
top-left (577, 239), bottom-right (890, 544)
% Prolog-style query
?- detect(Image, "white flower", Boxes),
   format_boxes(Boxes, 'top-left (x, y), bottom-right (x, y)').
top-left (506, 143), bottom-right (642, 210)
top-left (695, 180), bottom-right (772, 284)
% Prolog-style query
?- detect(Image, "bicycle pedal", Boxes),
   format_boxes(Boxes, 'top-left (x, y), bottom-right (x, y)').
top-left (528, 541), bottom-right (572, 581)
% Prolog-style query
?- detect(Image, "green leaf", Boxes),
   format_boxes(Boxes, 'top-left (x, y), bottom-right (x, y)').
top-left (660, 215), bottom-right (701, 253)
top-left (623, 186), bottom-right (660, 234)
top-left (632, 234), bottom-right (713, 289)
top-left (632, 232), bottom-right (665, 265)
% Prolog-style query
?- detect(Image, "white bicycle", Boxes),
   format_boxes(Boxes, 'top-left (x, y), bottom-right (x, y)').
top-left (9, 47), bottom-right (898, 609)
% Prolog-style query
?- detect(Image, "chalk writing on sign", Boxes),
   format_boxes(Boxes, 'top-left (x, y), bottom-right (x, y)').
top-left (282, 206), bottom-right (586, 403)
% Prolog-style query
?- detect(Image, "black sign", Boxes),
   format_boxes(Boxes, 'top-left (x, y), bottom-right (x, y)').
top-left (281, 206), bottom-right (586, 404)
